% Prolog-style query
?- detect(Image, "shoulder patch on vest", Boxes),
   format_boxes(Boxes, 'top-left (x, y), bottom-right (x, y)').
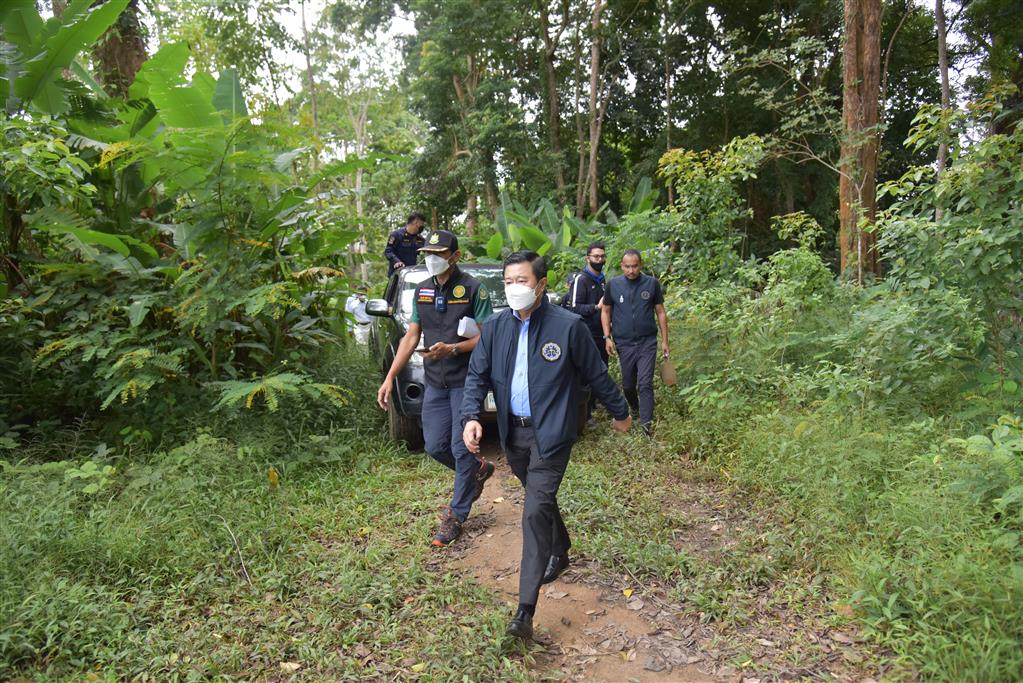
top-left (541, 342), bottom-right (562, 362)
top-left (478, 286), bottom-right (488, 299)
top-left (388, 235), bottom-right (396, 245)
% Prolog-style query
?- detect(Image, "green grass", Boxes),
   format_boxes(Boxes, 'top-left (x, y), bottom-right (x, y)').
top-left (1, 425), bottom-right (538, 681)
top-left (6, 339), bottom-right (1019, 681)
top-left (561, 423), bottom-right (839, 621)
top-left (671, 394), bottom-right (1023, 681)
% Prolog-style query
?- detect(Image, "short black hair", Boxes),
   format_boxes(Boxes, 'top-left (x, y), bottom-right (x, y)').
top-left (622, 248), bottom-right (642, 261)
top-left (503, 250), bottom-right (548, 280)
top-left (407, 211), bottom-right (426, 224)
top-left (587, 242), bottom-right (606, 254)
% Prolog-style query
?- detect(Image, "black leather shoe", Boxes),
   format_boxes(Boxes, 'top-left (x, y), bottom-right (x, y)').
top-left (506, 608), bottom-right (533, 640)
top-left (541, 553), bottom-right (570, 584)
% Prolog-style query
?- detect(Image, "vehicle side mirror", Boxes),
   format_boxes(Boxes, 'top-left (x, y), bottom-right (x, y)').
top-left (366, 299), bottom-right (390, 317)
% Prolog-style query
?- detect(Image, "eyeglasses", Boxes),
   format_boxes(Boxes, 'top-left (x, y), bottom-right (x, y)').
top-left (587, 254), bottom-right (606, 261)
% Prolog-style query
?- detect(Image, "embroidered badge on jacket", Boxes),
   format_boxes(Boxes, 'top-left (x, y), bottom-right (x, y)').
top-left (541, 342), bottom-right (562, 362)
top-left (641, 290), bottom-right (651, 300)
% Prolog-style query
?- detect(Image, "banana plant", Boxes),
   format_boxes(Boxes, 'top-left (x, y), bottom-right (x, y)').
top-left (487, 177), bottom-right (657, 260)
top-left (1, 0), bottom-right (130, 115)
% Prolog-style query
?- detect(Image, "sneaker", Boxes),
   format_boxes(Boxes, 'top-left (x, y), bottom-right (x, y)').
top-left (472, 459), bottom-right (495, 502)
top-left (642, 422), bottom-right (653, 437)
top-left (431, 508), bottom-right (463, 547)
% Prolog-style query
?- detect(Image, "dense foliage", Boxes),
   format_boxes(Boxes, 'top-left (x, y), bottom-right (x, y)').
top-left (2, 0), bottom-right (1022, 680)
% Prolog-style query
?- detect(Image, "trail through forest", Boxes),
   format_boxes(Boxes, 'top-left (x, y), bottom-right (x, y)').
top-left (445, 445), bottom-right (888, 682)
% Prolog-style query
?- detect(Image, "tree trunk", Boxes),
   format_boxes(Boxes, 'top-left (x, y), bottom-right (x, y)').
top-left (586, 0), bottom-right (604, 217)
top-left (662, 1), bottom-right (675, 206)
top-left (300, 0), bottom-right (320, 169)
top-left (935, 0), bottom-right (951, 221)
top-left (349, 100), bottom-right (369, 218)
top-left (574, 21), bottom-right (587, 218)
top-left (539, 1), bottom-right (568, 200)
top-left (466, 193), bottom-right (478, 236)
top-left (92, 0), bottom-right (147, 98)
top-left (483, 175), bottom-right (499, 222)
top-left (349, 100), bottom-right (370, 281)
top-left (839, 0), bottom-right (881, 282)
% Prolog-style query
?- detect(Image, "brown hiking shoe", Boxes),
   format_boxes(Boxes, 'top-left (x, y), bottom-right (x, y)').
top-left (473, 459), bottom-right (495, 502)
top-left (431, 507), bottom-right (463, 547)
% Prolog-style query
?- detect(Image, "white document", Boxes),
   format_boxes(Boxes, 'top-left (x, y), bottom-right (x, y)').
top-left (457, 316), bottom-right (481, 338)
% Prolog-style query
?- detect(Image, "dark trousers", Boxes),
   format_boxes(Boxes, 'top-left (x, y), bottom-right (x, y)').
top-left (506, 424), bottom-right (572, 607)
top-left (587, 336), bottom-right (610, 418)
top-left (618, 336), bottom-right (657, 425)
top-left (422, 384), bottom-right (478, 522)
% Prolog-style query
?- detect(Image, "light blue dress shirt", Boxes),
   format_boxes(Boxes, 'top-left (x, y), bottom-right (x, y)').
top-left (510, 312), bottom-right (530, 416)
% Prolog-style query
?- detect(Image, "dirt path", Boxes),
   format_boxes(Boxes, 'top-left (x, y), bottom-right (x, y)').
top-left (447, 445), bottom-right (890, 682)
top-left (451, 450), bottom-right (713, 682)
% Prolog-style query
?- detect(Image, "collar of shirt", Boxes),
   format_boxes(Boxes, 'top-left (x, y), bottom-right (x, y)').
top-left (583, 265), bottom-right (605, 282)
top-left (510, 311), bottom-right (531, 417)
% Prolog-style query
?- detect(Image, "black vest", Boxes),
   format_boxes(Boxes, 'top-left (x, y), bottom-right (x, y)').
top-left (414, 267), bottom-right (484, 388)
top-left (607, 273), bottom-right (660, 343)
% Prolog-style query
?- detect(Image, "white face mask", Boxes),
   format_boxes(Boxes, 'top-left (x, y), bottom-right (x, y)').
top-left (505, 282), bottom-right (540, 311)
top-left (424, 254), bottom-right (451, 276)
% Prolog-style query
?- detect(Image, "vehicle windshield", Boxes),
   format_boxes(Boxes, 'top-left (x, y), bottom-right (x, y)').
top-left (398, 266), bottom-right (508, 320)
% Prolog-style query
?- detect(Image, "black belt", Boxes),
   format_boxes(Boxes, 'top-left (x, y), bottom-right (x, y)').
top-left (510, 415), bottom-right (533, 427)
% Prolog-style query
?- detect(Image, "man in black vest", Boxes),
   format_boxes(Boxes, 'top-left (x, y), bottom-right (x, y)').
top-left (601, 249), bottom-right (670, 436)
top-left (561, 242), bottom-right (608, 423)
top-left (461, 251), bottom-right (632, 640)
top-left (384, 212), bottom-right (426, 277)
top-left (376, 230), bottom-right (495, 546)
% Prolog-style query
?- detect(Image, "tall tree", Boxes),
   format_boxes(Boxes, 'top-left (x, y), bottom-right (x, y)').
top-left (935, 0), bottom-right (951, 220)
top-left (586, 0), bottom-right (604, 216)
top-left (839, 0), bottom-right (882, 281)
top-left (300, 0), bottom-right (320, 169)
top-left (960, 0), bottom-right (1023, 135)
top-left (538, 0), bottom-right (569, 199)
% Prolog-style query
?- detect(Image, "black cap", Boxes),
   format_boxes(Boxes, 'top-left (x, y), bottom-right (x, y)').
top-left (419, 229), bottom-right (459, 253)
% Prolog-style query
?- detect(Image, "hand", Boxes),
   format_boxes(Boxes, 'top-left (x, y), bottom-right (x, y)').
top-left (377, 380), bottom-right (392, 411)
top-left (463, 420), bottom-right (483, 454)
top-left (612, 415), bottom-right (632, 433)
top-left (661, 342), bottom-right (670, 359)
top-left (605, 338), bottom-right (616, 356)
top-left (394, 261), bottom-right (405, 269)
top-left (418, 342), bottom-right (452, 361)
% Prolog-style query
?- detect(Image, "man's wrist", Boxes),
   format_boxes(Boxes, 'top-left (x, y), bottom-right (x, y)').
top-left (461, 416), bottom-right (480, 428)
